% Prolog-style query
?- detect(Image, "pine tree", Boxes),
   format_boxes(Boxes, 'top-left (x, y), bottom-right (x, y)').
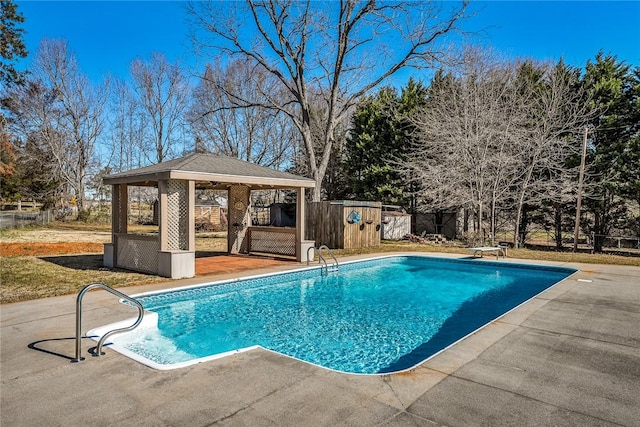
top-left (582, 52), bottom-right (638, 251)
top-left (0, 0), bottom-right (28, 86)
top-left (344, 78), bottom-right (428, 208)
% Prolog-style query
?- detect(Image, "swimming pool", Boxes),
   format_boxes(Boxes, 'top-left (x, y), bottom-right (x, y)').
top-left (91, 255), bottom-right (576, 374)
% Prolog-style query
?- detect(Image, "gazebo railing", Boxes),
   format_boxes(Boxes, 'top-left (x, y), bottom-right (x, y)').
top-left (247, 226), bottom-right (296, 257)
top-left (115, 233), bottom-right (160, 274)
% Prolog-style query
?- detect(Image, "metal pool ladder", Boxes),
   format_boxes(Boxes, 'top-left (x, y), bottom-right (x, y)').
top-left (71, 282), bottom-right (144, 363)
top-left (307, 244), bottom-right (339, 275)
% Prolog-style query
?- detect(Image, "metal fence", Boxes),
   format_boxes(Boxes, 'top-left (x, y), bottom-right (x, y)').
top-left (515, 227), bottom-right (640, 256)
top-left (588, 234), bottom-right (640, 255)
top-left (0, 210), bottom-right (56, 229)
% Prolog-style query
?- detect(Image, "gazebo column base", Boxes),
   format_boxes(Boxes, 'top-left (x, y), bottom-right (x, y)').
top-left (158, 250), bottom-right (195, 279)
top-left (103, 243), bottom-right (114, 268)
top-left (299, 240), bottom-right (315, 262)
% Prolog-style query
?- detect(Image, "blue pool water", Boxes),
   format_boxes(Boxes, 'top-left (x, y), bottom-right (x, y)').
top-left (104, 256), bottom-right (575, 373)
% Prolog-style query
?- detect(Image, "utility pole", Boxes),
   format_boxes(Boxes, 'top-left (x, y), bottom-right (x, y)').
top-left (573, 127), bottom-right (589, 252)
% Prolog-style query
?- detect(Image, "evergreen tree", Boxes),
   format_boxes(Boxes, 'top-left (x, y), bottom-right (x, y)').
top-left (618, 68), bottom-right (640, 206)
top-left (344, 78), bottom-right (428, 208)
top-left (582, 52), bottom-right (638, 252)
top-left (345, 86), bottom-right (400, 203)
top-left (616, 67), bottom-right (640, 238)
top-left (0, 0), bottom-right (28, 86)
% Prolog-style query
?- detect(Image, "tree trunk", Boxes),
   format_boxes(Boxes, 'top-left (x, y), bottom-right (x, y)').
top-left (490, 197), bottom-right (497, 246)
top-left (554, 202), bottom-right (563, 250)
top-left (593, 210), bottom-right (604, 253)
top-left (463, 208), bottom-right (469, 233)
top-left (513, 211), bottom-right (520, 248)
top-left (478, 201), bottom-right (484, 246)
top-left (513, 185), bottom-right (528, 249)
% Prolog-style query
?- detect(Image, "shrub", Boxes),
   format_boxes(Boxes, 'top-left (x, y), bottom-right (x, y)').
top-left (76, 208), bottom-right (92, 222)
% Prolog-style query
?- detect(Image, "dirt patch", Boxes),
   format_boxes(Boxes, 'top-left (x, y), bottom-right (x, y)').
top-left (0, 242), bottom-right (104, 257)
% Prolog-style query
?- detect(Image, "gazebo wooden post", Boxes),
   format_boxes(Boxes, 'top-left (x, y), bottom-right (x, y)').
top-left (104, 183), bottom-right (128, 268)
top-left (157, 179), bottom-right (195, 279)
top-left (187, 180), bottom-right (195, 252)
top-left (115, 184), bottom-right (128, 234)
top-left (158, 179), bottom-right (168, 251)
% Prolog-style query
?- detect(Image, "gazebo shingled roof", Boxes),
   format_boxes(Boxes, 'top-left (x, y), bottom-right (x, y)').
top-left (104, 153), bottom-right (315, 189)
top-left (102, 153), bottom-right (315, 279)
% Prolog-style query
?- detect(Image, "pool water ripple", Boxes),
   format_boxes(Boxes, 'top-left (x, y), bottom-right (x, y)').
top-left (106, 256), bottom-right (575, 373)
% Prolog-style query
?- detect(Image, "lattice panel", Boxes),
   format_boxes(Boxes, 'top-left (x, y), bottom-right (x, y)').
top-left (166, 180), bottom-right (188, 250)
top-left (117, 236), bottom-right (160, 274)
top-left (113, 184), bottom-right (128, 233)
top-left (249, 229), bottom-right (296, 257)
top-left (114, 184), bottom-right (123, 207)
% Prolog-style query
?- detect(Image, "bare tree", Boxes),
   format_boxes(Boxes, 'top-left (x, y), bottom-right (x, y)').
top-left (188, 0), bottom-right (468, 200)
top-left (511, 60), bottom-right (592, 247)
top-left (2, 80), bottom-right (57, 205)
top-left (189, 59), bottom-right (295, 168)
top-left (109, 78), bottom-right (147, 172)
top-left (406, 49), bottom-right (594, 247)
top-left (8, 39), bottom-right (108, 211)
top-left (130, 52), bottom-right (190, 164)
top-left (408, 49), bottom-right (525, 244)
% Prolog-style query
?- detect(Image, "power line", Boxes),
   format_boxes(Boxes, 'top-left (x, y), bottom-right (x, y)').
top-left (573, 126), bottom-right (589, 252)
top-left (591, 124), bottom-right (635, 131)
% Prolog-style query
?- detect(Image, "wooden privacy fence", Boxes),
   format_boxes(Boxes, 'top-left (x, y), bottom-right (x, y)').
top-left (306, 201), bottom-right (381, 249)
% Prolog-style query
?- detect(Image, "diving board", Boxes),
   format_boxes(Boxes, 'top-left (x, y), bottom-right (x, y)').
top-left (467, 246), bottom-right (506, 260)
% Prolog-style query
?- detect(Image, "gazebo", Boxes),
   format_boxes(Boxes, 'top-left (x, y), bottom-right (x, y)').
top-left (102, 153), bottom-right (316, 279)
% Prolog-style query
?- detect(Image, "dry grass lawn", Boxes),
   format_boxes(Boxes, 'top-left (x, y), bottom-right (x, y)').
top-left (1, 256), bottom-right (170, 303)
top-left (334, 241), bottom-right (640, 266)
top-left (0, 225), bottom-right (226, 303)
top-left (1, 221), bottom-right (638, 304)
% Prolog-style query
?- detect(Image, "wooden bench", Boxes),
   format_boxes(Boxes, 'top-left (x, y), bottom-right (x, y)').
top-left (467, 246), bottom-right (506, 260)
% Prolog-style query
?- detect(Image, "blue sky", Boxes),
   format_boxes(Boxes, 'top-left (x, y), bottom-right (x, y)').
top-left (16, 1), bottom-right (640, 84)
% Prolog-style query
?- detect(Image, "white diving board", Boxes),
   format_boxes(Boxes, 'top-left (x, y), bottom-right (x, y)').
top-left (467, 246), bottom-right (506, 260)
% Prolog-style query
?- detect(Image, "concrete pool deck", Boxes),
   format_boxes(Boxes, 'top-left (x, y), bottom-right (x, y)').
top-left (1, 253), bottom-right (639, 426)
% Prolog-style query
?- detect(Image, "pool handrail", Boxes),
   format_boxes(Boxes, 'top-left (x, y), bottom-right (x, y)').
top-left (317, 245), bottom-right (339, 273)
top-left (71, 282), bottom-right (144, 363)
top-left (306, 245), bottom-right (339, 275)
top-left (307, 245), bottom-right (328, 273)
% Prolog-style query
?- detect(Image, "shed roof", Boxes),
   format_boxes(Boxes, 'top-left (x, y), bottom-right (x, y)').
top-left (103, 153), bottom-right (315, 189)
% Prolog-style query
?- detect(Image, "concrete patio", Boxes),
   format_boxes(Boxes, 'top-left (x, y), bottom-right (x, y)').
top-left (1, 254), bottom-right (639, 426)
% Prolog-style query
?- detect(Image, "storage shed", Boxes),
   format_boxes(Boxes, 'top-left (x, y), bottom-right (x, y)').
top-left (194, 201), bottom-right (223, 231)
top-left (381, 211), bottom-right (412, 240)
top-left (306, 201), bottom-right (381, 249)
top-left (415, 211), bottom-right (458, 240)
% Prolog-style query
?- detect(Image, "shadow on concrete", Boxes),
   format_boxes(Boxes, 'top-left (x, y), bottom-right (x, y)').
top-left (195, 250), bottom-right (228, 259)
top-left (27, 336), bottom-right (99, 361)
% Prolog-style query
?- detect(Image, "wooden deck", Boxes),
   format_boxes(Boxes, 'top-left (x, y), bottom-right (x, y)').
top-left (195, 254), bottom-right (294, 276)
